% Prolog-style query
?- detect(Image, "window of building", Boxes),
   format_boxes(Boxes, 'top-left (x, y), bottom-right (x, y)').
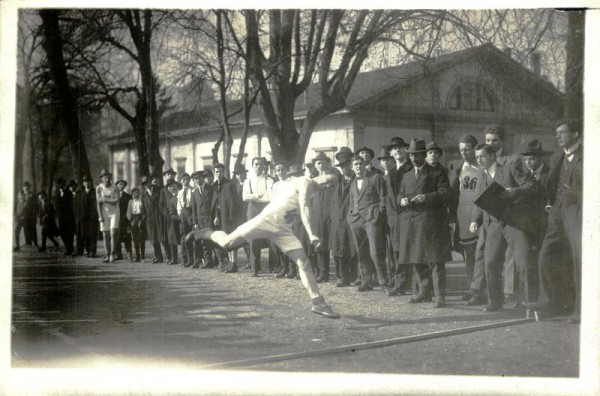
top-left (448, 82), bottom-right (495, 112)
top-left (175, 157), bottom-right (187, 179)
top-left (115, 162), bottom-right (124, 182)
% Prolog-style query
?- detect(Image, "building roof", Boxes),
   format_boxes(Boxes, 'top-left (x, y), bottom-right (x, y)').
top-left (108, 44), bottom-right (563, 146)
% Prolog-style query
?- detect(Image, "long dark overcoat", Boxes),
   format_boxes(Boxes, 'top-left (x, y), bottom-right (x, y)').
top-left (329, 174), bottom-right (356, 257)
top-left (75, 188), bottom-right (98, 240)
top-left (191, 184), bottom-right (214, 229)
top-left (385, 162), bottom-right (413, 252)
top-left (211, 178), bottom-right (243, 233)
top-left (166, 195), bottom-right (181, 245)
top-left (397, 163), bottom-right (452, 264)
top-left (118, 191), bottom-right (132, 242)
top-left (141, 185), bottom-right (161, 243)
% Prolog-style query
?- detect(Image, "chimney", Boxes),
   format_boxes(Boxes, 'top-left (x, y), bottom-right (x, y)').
top-left (530, 52), bottom-right (541, 76)
top-left (503, 47), bottom-right (512, 58)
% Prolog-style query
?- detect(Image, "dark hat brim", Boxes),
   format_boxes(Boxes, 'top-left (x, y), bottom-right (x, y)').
top-left (355, 148), bottom-right (375, 158)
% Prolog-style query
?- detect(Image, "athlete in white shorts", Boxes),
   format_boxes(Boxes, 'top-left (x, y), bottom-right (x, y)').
top-left (195, 171), bottom-right (341, 319)
top-left (96, 169), bottom-right (120, 263)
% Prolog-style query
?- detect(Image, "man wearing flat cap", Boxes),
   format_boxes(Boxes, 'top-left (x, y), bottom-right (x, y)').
top-left (159, 168), bottom-right (177, 263)
top-left (75, 174), bottom-right (99, 257)
top-left (397, 138), bottom-right (452, 307)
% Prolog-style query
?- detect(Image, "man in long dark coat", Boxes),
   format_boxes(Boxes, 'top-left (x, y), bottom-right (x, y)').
top-left (398, 139), bottom-right (452, 308)
top-left (178, 173), bottom-right (195, 267)
top-left (210, 164), bottom-right (240, 271)
top-left (141, 174), bottom-right (163, 263)
top-left (116, 179), bottom-right (133, 261)
top-left (191, 170), bottom-right (215, 268)
top-left (384, 138), bottom-right (413, 296)
top-left (75, 175), bottom-right (99, 257)
top-left (159, 168), bottom-right (177, 263)
top-left (329, 148), bottom-right (357, 287)
top-left (54, 177), bottom-right (76, 255)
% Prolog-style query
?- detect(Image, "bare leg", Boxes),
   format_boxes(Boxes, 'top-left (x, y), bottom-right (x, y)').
top-left (209, 230), bottom-right (246, 251)
top-left (110, 228), bottom-right (119, 255)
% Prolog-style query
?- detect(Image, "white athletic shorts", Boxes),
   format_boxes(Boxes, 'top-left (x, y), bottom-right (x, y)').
top-left (99, 203), bottom-right (120, 232)
top-left (234, 214), bottom-right (303, 253)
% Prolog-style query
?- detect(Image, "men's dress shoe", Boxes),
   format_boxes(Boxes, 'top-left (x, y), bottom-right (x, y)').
top-left (311, 303), bottom-right (340, 319)
top-left (182, 261), bottom-right (193, 268)
top-left (285, 272), bottom-right (297, 279)
top-left (483, 304), bottom-right (502, 312)
top-left (170, 261), bottom-right (179, 265)
top-left (356, 284), bottom-right (373, 292)
top-left (434, 296), bottom-right (446, 308)
top-left (225, 265), bottom-right (238, 273)
top-left (566, 315), bottom-right (580, 324)
top-left (351, 279), bottom-right (362, 286)
top-left (466, 295), bottom-right (485, 306)
top-left (409, 293), bottom-right (429, 303)
top-left (462, 291), bottom-right (473, 301)
top-left (200, 263), bottom-right (213, 269)
top-left (386, 287), bottom-right (406, 297)
top-left (244, 264), bottom-right (251, 269)
top-left (335, 281), bottom-right (350, 287)
top-left (103, 256), bottom-right (110, 263)
top-left (274, 271), bottom-right (287, 278)
top-left (191, 263), bottom-right (200, 269)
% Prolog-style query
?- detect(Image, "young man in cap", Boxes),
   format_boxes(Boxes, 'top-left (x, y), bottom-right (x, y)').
top-left (96, 170), bottom-right (120, 262)
top-left (177, 173), bottom-right (195, 267)
top-left (191, 170), bottom-right (215, 268)
top-left (242, 157), bottom-right (275, 276)
top-left (448, 134), bottom-right (486, 304)
top-left (159, 169), bottom-right (177, 263)
top-left (309, 151), bottom-right (336, 283)
top-left (355, 146), bottom-right (383, 176)
top-left (193, 170), bottom-right (341, 318)
top-left (141, 174), bottom-right (163, 263)
top-left (329, 148), bottom-right (358, 287)
top-left (398, 139), bottom-right (452, 307)
top-left (524, 119), bottom-right (583, 324)
top-left (75, 175), bottom-right (99, 257)
top-left (55, 177), bottom-right (76, 255)
top-left (469, 144), bottom-right (537, 312)
top-left (347, 156), bottom-right (389, 293)
top-left (115, 179), bottom-right (133, 261)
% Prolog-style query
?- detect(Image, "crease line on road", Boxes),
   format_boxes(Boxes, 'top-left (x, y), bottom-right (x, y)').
top-left (200, 317), bottom-right (535, 369)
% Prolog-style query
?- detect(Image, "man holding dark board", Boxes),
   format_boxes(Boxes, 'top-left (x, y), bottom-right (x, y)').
top-left (469, 144), bottom-right (537, 312)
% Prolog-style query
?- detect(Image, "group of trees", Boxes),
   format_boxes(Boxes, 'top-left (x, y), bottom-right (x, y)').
top-left (15, 8), bottom-right (583, 193)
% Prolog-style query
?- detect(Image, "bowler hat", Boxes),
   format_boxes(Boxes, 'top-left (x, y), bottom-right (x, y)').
top-left (99, 169), bottom-right (112, 178)
top-left (163, 168), bottom-right (177, 176)
top-left (377, 146), bottom-right (393, 160)
top-left (426, 141), bottom-right (444, 156)
top-left (191, 171), bottom-right (204, 179)
top-left (355, 145), bottom-right (375, 159)
top-left (232, 164), bottom-right (248, 174)
top-left (388, 137), bottom-right (409, 149)
top-left (521, 140), bottom-right (548, 156)
top-left (406, 138), bottom-right (428, 154)
top-left (288, 164), bottom-right (304, 177)
top-left (116, 179), bottom-right (128, 186)
top-left (180, 172), bottom-right (191, 180)
top-left (22, 181), bottom-right (31, 187)
top-left (312, 151), bottom-right (331, 163)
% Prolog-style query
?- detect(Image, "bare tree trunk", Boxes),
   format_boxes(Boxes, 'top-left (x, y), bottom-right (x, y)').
top-left (565, 10), bottom-right (584, 124)
top-left (39, 9), bottom-right (90, 183)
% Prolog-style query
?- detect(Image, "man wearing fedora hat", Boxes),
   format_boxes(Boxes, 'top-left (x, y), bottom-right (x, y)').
top-left (54, 176), bottom-right (76, 256)
top-left (96, 170), bottom-right (120, 262)
top-left (384, 138), bottom-right (415, 296)
top-left (75, 174), bottom-right (99, 257)
top-left (377, 147), bottom-right (399, 289)
top-left (159, 168), bottom-right (177, 264)
top-left (330, 148), bottom-right (358, 287)
top-left (398, 138), bottom-right (452, 307)
top-left (355, 145), bottom-right (383, 177)
top-left (141, 174), bottom-right (164, 263)
top-left (115, 179), bottom-right (134, 261)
